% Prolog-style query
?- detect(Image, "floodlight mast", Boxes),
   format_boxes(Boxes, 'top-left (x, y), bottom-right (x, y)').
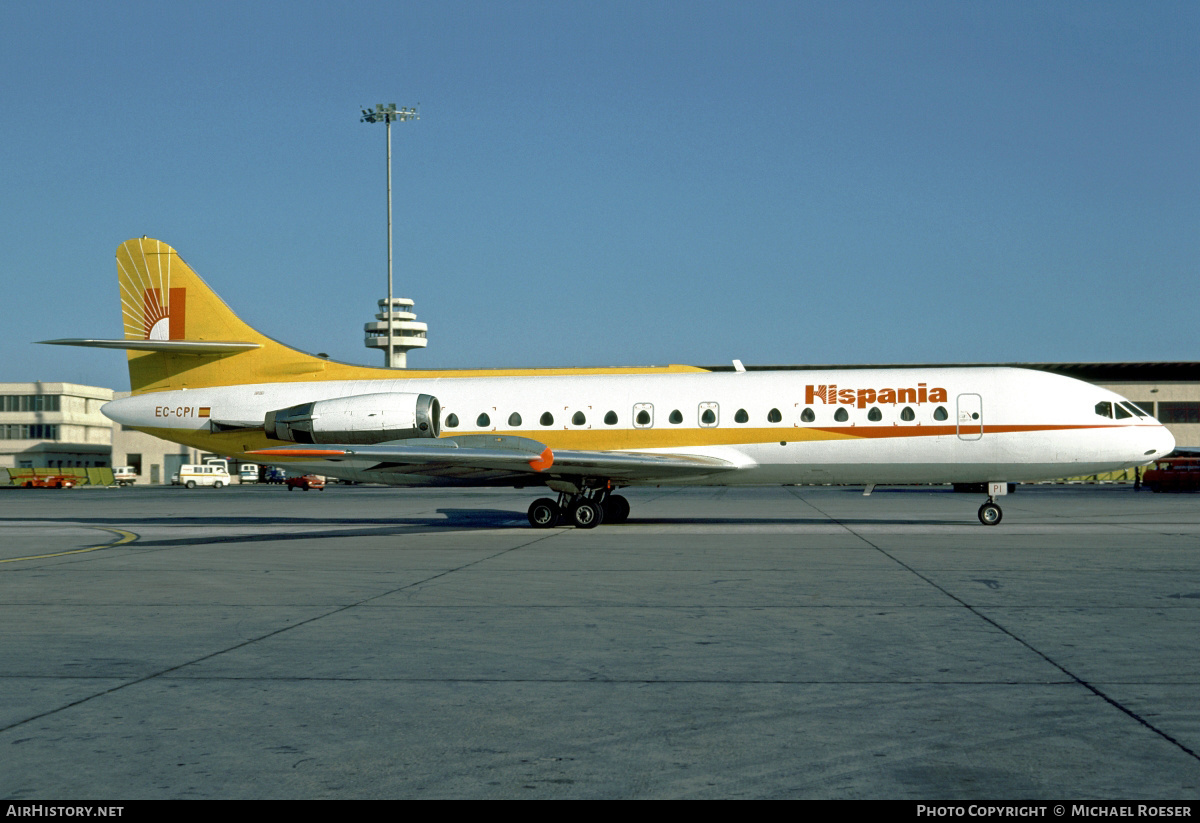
top-left (360, 103), bottom-right (419, 367)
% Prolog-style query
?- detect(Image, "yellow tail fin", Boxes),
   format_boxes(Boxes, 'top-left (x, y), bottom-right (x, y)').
top-left (112, 237), bottom-right (707, 394)
top-left (117, 237), bottom-right (338, 393)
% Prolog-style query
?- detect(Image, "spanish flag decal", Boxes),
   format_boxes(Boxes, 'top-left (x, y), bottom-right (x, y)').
top-left (198, 407), bottom-right (211, 418)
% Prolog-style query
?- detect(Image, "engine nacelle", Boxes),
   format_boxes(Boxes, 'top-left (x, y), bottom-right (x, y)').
top-left (264, 392), bottom-right (440, 444)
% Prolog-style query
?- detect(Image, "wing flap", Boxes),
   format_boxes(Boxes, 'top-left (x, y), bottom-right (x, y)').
top-left (543, 449), bottom-right (738, 479)
top-left (248, 435), bottom-right (742, 482)
top-left (249, 434), bottom-right (552, 474)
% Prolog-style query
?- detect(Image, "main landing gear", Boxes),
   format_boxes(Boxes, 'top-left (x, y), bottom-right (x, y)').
top-left (527, 489), bottom-right (630, 529)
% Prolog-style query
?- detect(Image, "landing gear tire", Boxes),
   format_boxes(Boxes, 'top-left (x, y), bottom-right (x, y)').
top-left (978, 502), bottom-right (1003, 526)
top-left (603, 494), bottom-right (630, 524)
top-left (569, 499), bottom-right (604, 529)
top-left (528, 498), bottom-right (560, 529)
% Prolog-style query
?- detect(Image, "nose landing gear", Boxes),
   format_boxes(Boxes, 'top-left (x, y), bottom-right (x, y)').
top-left (978, 498), bottom-right (1003, 526)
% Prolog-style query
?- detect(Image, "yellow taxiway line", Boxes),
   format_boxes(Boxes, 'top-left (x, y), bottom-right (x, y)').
top-left (0, 527), bottom-right (138, 564)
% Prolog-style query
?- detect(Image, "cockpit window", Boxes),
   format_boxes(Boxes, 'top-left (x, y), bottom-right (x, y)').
top-left (1121, 402), bottom-right (1147, 418)
top-left (1095, 401), bottom-right (1113, 419)
top-left (1114, 404), bottom-right (1133, 420)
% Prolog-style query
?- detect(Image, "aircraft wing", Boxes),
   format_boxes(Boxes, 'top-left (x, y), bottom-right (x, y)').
top-left (248, 434), bottom-right (740, 483)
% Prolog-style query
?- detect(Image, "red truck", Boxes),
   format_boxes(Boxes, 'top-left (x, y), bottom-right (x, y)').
top-left (1142, 458), bottom-right (1200, 492)
top-left (21, 475), bottom-right (77, 489)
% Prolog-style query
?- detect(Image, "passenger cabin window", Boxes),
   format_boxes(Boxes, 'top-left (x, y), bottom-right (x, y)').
top-left (445, 414), bottom-right (459, 428)
top-left (669, 409), bottom-right (683, 424)
top-left (540, 412), bottom-right (554, 426)
top-left (477, 413), bottom-right (490, 427)
top-left (508, 412), bottom-right (522, 426)
top-left (933, 406), bottom-right (948, 421)
top-left (734, 409), bottom-right (749, 423)
top-left (867, 407), bottom-right (882, 422)
top-left (834, 408), bottom-right (848, 422)
top-left (1095, 401), bottom-right (1113, 419)
top-left (572, 411), bottom-right (586, 425)
top-left (700, 408), bottom-right (716, 425)
top-left (767, 408), bottom-right (782, 423)
top-left (604, 411), bottom-right (618, 425)
top-left (900, 406), bottom-right (915, 421)
top-left (633, 404), bottom-right (653, 428)
top-left (800, 408), bottom-right (815, 423)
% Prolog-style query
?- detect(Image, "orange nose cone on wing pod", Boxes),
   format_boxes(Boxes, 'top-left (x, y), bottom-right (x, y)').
top-left (529, 447), bottom-right (554, 472)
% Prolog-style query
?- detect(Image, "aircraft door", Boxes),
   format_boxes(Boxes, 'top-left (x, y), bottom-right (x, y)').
top-left (957, 393), bottom-right (983, 440)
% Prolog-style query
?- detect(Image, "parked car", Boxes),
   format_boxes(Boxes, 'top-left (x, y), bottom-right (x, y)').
top-left (286, 474), bottom-right (325, 491)
top-left (1142, 458), bottom-right (1200, 492)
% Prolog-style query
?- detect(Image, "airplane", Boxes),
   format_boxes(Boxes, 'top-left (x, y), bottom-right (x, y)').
top-left (43, 237), bottom-right (1174, 528)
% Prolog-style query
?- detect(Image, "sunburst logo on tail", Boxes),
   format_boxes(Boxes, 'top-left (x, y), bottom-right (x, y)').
top-left (118, 238), bottom-right (186, 340)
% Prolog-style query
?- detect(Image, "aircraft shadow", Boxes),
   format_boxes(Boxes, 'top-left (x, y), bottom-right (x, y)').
top-left (0, 509), bottom-right (973, 544)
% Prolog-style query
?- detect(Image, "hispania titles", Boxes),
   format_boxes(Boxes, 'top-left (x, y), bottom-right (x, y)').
top-left (806, 383), bottom-right (949, 409)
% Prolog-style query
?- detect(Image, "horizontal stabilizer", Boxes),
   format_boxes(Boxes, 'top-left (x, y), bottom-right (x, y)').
top-left (39, 338), bottom-right (261, 354)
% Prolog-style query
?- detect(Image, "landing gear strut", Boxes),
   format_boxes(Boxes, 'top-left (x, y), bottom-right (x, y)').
top-left (526, 487), bottom-right (630, 529)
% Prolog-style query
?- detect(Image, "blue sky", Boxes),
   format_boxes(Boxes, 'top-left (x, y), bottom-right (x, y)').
top-left (2, 1), bottom-right (1197, 389)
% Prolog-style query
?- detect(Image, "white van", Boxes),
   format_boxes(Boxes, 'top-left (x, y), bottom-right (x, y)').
top-left (114, 466), bottom-right (137, 486)
top-left (172, 463), bottom-right (231, 489)
top-left (239, 463), bottom-right (259, 484)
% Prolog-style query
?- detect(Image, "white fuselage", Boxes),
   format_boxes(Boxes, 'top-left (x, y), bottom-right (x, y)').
top-left (103, 366), bottom-right (1174, 487)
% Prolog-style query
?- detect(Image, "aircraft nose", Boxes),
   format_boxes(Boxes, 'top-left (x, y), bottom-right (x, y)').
top-left (1143, 424), bottom-right (1175, 460)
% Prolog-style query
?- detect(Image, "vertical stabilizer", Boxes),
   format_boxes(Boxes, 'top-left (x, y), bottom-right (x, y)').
top-left (116, 237), bottom-right (334, 393)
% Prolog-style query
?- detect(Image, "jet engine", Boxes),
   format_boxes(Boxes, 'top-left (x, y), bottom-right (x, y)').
top-left (264, 392), bottom-right (440, 444)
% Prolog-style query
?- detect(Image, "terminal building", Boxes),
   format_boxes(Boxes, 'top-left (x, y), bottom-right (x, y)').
top-left (0, 383), bottom-right (113, 470)
top-left (1, 383), bottom-right (206, 484)
top-left (3, 364), bottom-right (1199, 484)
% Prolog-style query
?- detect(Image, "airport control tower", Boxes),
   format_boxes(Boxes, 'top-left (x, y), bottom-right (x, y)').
top-left (360, 102), bottom-right (423, 368)
top-left (364, 297), bottom-right (427, 368)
